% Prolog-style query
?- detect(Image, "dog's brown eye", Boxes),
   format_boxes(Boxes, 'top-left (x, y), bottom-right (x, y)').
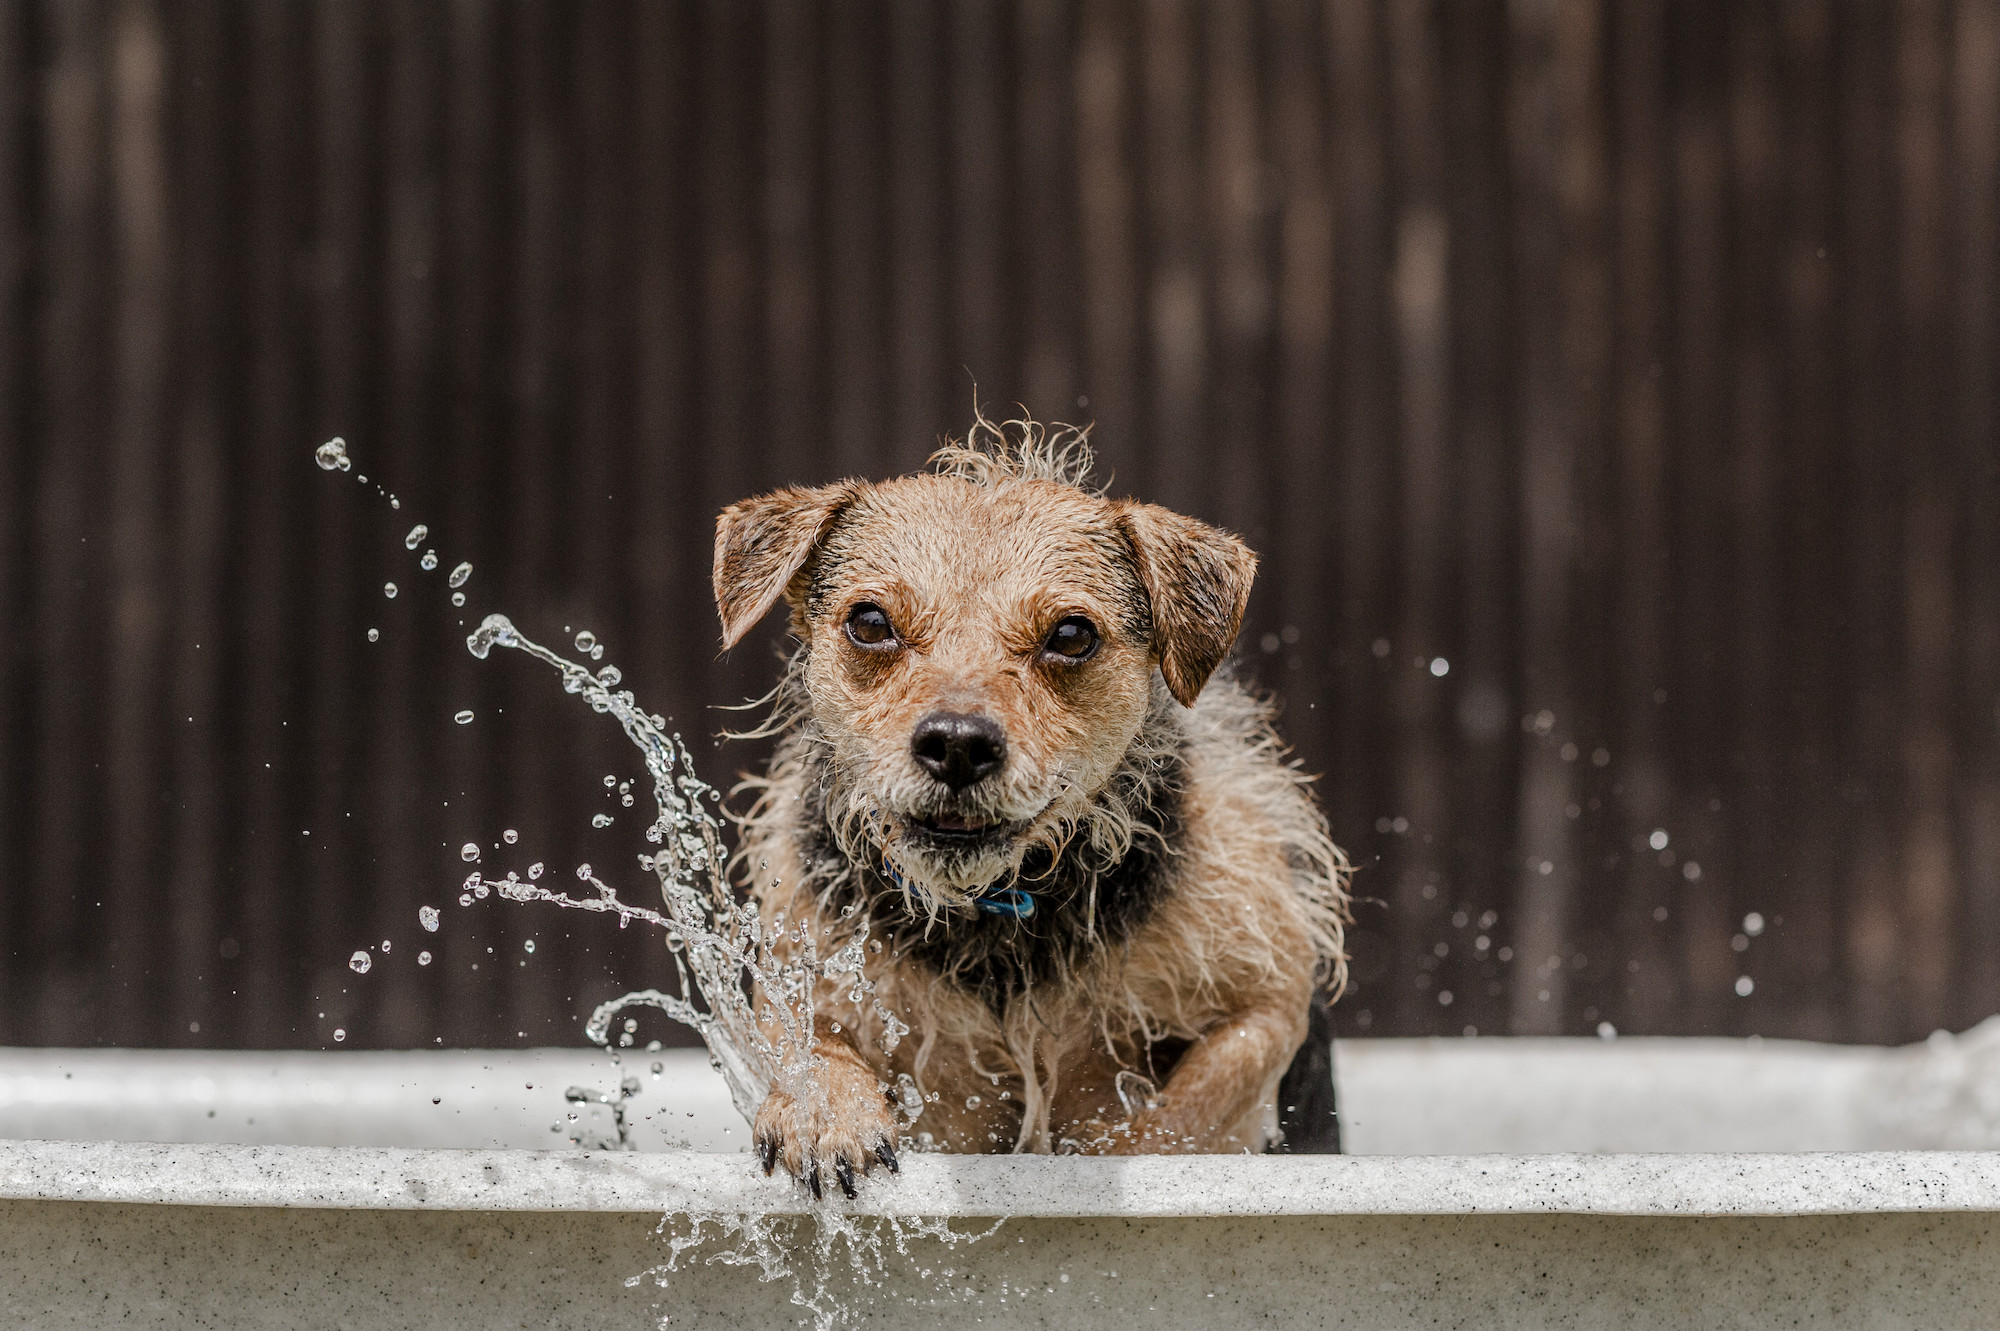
top-left (845, 603), bottom-right (897, 648)
top-left (1043, 616), bottom-right (1098, 661)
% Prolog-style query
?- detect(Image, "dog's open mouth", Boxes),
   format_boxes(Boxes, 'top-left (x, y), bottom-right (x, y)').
top-left (909, 812), bottom-right (1012, 844)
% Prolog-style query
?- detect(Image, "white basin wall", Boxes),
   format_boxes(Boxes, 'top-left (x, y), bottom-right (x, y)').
top-left (9, 1019), bottom-right (2000, 1153)
top-left (9, 1029), bottom-right (2000, 1328)
top-left (4, 1142), bottom-right (1999, 1329)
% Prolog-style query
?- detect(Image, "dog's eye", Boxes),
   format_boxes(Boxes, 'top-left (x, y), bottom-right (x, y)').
top-left (845, 603), bottom-right (897, 648)
top-left (1042, 616), bottom-right (1098, 661)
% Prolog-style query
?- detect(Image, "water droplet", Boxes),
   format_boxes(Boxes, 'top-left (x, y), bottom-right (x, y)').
top-left (620, 794), bottom-right (634, 807)
top-left (314, 437), bottom-right (351, 471)
top-left (503, 829), bottom-right (518, 844)
top-left (380, 939), bottom-right (391, 953)
top-left (528, 862), bottom-right (544, 879)
top-left (454, 710), bottom-right (475, 725)
top-left (590, 644), bottom-right (604, 660)
top-left (383, 582), bottom-right (397, 599)
top-left (418, 951), bottom-right (432, 965)
top-left (603, 774), bottom-right (617, 787)
top-left (420, 550), bottom-right (438, 571)
top-left (419, 906), bottom-right (439, 932)
top-left (597, 665), bottom-right (622, 687)
top-left (458, 893), bottom-right (472, 906)
top-left (1430, 657), bottom-right (1450, 677)
top-left (366, 628), bottom-right (379, 642)
top-left (592, 813), bottom-right (614, 828)
top-left (524, 939), bottom-right (536, 953)
top-left (451, 592), bottom-right (465, 607)
top-left (448, 561), bottom-right (473, 588)
top-left (349, 950), bottom-right (372, 974)
top-left (1648, 829), bottom-right (1669, 851)
top-left (404, 524), bottom-right (428, 550)
top-left (575, 863), bottom-right (592, 880)
top-left (333, 1028), bottom-right (346, 1041)
top-left (1735, 975), bottom-right (1755, 997)
top-left (465, 613), bottom-right (516, 660)
top-left (575, 630), bottom-right (597, 653)
top-left (460, 843), bottom-right (481, 862)
top-left (965, 1095), bottom-right (982, 1110)
top-left (1743, 911), bottom-right (1765, 936)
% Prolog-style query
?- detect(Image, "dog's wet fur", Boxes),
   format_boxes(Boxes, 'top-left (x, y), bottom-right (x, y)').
top-left (715, 415), bottom-right (1348, 1193)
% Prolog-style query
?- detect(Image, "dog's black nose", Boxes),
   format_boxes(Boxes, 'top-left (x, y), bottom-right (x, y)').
top-left (910, 712), bottom-right (1006, 791)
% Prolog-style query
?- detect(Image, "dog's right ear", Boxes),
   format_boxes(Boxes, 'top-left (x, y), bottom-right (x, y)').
top-left (713, 483), bottom-right (857, 649)
top-left (1115, 501), bottom-right (1258, 707)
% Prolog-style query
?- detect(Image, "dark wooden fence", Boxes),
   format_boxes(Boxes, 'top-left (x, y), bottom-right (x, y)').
top-left (0, 0), bottom-right (1995, 1051)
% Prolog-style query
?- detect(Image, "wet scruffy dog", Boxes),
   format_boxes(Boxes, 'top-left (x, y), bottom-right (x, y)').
top-left (713, 417), bottom-right (1348, 1196)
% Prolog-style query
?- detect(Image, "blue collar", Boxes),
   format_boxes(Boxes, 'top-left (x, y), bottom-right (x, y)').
top-left (881, 858), bottom-right (1037, 919)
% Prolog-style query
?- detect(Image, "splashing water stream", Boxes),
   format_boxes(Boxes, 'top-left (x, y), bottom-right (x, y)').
top-left (319, 440), bottom-right (992, 1329)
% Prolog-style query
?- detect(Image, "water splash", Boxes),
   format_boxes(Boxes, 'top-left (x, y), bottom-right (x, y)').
top-left (463, 611), bottom-right (908, 1128)
top-left (633, 1211), bottom-right (1004, 1331)
top-left (315, 437), bottom-right (352, 471)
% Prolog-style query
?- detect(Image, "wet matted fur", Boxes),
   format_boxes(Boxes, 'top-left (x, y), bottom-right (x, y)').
top-left (714, 414), bottom-right (1348, 1193)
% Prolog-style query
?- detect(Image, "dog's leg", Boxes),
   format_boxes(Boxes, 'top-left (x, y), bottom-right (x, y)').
top-left (752, 1031), bottom-right (901, 1197)
top-left (1088, 998), bottom-right (1307, 1154)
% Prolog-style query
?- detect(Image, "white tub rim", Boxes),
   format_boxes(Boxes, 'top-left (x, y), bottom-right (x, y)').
top-left (4, 1139), bottom-right (1999, 1220)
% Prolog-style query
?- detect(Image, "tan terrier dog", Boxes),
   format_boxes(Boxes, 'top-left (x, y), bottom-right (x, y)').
top-left (715, 416), bottom-right (1348, 1197)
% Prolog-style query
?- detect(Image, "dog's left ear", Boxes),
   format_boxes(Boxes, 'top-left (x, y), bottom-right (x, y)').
top-left (714, 482), bottom-right (857, 649)
top-left (1115, 501), bottom-right (1258, 707)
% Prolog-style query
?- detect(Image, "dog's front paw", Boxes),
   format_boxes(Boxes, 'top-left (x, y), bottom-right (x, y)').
top-left (753, 1059), bottom-right (900, 1199)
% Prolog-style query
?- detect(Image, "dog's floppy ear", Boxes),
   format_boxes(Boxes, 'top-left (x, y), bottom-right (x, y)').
top-left (714, 482), bottom-right (857, 649)
top-left (1116, 502), bottom-right (1258, 707)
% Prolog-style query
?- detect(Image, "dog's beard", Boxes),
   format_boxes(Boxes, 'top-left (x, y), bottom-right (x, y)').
top-left (812, 687), bottom-right (1184, 925)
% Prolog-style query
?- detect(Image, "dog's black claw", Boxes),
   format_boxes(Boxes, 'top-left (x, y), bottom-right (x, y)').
top-left (835, 1157), bottom-right (858, 1199)
top-left (806, 1163), bottom-right (823, 1200)
top-left (758, 1136), bottom-right (779, 1176)
top-left (875, 1140), bottom-right (899, 1174)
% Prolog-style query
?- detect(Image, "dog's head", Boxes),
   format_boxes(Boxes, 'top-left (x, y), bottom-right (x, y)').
top-left (714, 418), bottom-right (1255, 910)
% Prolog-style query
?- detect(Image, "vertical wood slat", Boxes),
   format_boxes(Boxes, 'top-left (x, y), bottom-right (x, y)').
top-left (1385, 0), bottom-right (1453, 1032)
top-left (1608, 0), bottom-right (1675, 1032)
top-left (32, 0), bottom-right (109, 1044)
top-left (1138, 0), bottom-right (1202, 510)
top-left (1725, 0), bottom-right (1781, 1037)
top-left (439, 0), bottom-right (503, 1049)
top-left (1264, 0), bottom-right (1334, 802)
top-left (1772, 0), bottom-right (1842, 1040)
top-left (499, 0), bottom-right (566, 1048)
top-left (1890, 0), bottom-right (1956, 1036)
top-left (1837, 4), bottom-right (1904, 1044)
top-left (1073, 0), bottom-right (1139, 477)
top-left (105, 0), bottom-right (170, 1046)
top-left (1323, 0), bottom-right (1391, 1019)
top-left (824, 1), bottom-right (883, 477)
top-left (1435, 0), bottom-right (1518, 1038)
top-left (1666, 4), bottom-right (1735, 1036)
top-left (309, 0), bottom-right (374, 1050)
top-left (0, 0), bottom-right (27, 1026)
top-left (165, 0), bottom-right (228, 1045)
top-left (1503, 0), bottom-right (1588, 1035)
top-left (950, 0), bottom-right (1010, 418)
top-left (1953, 0), bottom-right (2000, 1027)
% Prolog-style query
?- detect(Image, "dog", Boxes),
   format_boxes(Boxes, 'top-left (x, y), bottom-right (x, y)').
top-left (713, 415), bottom-right (1348, 1196)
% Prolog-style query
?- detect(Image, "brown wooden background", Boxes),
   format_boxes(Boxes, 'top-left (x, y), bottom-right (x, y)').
top-left (0, 0), bottom-right (1996, 1051)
